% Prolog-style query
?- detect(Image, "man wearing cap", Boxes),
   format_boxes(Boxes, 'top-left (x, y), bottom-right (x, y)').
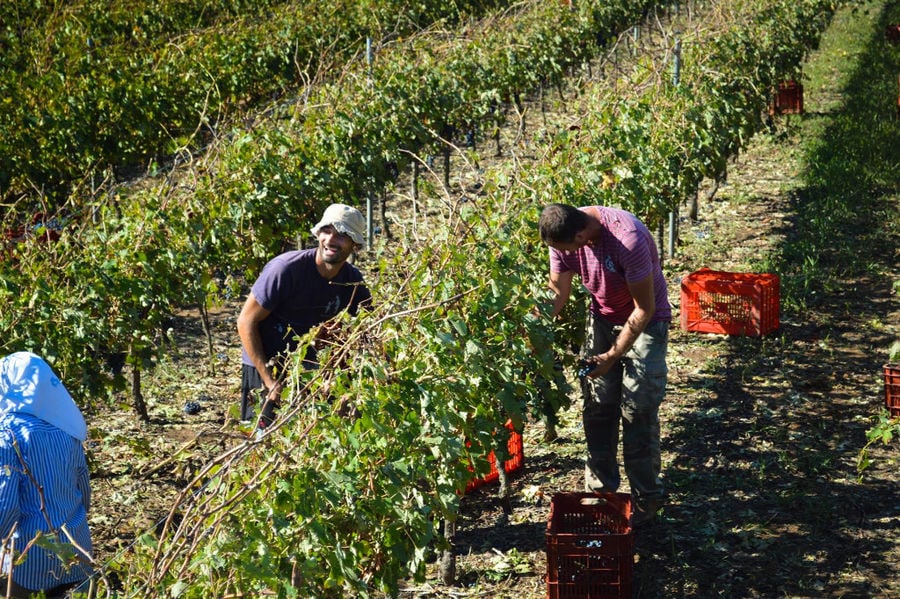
top-left (237, 204), bottom-right (372, 428)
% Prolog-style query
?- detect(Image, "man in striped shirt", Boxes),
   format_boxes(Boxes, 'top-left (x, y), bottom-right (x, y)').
top-left (0, 352), bottom-right (93, 597)
top-left (539, 203), bottom-right (670, 527)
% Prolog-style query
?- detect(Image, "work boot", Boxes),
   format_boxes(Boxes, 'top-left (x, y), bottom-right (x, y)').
top-left (632, 497), bottom-right (663, 528)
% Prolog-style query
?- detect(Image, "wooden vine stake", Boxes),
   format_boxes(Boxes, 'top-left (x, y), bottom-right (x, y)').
top-left (411, 160), bottom-right (420, 240)
top-left (130, 363), bottom-right (149, 422)
top-left (668, 36), bottom-right (682, 259)
top-left (438, 518), bottom-right (456, 584)
top-left (896, 73), bottom-right (900, 120)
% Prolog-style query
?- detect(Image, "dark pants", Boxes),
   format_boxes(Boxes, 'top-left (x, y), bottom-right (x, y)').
top-left (240, 365), bottom-right (278, 427)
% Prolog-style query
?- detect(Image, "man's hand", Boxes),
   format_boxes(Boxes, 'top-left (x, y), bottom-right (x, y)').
top-left (580, 274), bottom-right (658, 380)
top-left (581, 353), bottom-right (616, 379)
top-left (265, 380), bottom-right (285, 406)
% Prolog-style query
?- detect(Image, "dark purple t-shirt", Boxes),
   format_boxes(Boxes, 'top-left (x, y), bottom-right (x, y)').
top-left (549, 206), bottom-right (671, 324)
top-left (241, 248), bottom-right (371, 366)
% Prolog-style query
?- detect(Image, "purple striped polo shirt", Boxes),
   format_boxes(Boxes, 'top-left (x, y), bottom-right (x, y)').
top-left (549, 206), bottom-right (671, 324)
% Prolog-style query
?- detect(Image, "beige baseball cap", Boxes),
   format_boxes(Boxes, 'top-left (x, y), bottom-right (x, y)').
top-left (310, 204), bottom-right (367, 248)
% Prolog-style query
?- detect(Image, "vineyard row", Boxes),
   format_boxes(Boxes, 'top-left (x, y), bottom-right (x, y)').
top-left (44, 0), bottom-right (843, 596)
top-left (1, 0), bottom-right (513, 201)
top-left (1, 0), bottom-right (667, 409)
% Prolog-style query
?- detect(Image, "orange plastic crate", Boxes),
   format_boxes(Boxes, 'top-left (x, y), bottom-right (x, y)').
top-left (680, 268), bottom-right (780, 337)
top-left (884, 365), bottom-right (900, 417)
top-left (465, 420), bottom-right (524, 493)
top-left (546, 492), bottom-right (633, 599)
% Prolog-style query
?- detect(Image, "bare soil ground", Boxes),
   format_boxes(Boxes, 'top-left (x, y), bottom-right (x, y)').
top-left (81, 3), bottom-right (899, 597)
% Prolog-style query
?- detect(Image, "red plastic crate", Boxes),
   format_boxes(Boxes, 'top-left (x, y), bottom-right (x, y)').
top-left (465, 420), bottom-right (524, 493)
top-left (885, 24), bottom-right (900, 44)
top-left (770, 80), bottom-right (804, 115)
top-left (680, 268), bottom-right (780, 337)
top-left (884, 364), bottom-right (900, 417)
top-left (546, 492), bottom-right (633, 599)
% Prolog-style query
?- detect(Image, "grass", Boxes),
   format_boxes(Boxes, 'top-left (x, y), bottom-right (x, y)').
top-left (770, 0), bottom-right (900, 314)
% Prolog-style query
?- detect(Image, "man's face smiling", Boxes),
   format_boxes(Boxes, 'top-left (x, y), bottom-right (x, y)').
top-left (316, 225), bottom-right (356, 265)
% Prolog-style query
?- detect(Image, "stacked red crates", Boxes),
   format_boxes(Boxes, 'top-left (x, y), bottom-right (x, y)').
top-left (884, 365), bottom-right (900, 417)
top-left (680, 268), bottom-right (780, 337)
top-left (465, 420), bottom-right (524, 493)
top-left (546, 492), bottom-right (633, 599)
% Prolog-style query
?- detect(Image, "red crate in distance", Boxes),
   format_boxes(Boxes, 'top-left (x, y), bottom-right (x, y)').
top-left (680, 268), bottom-right (780, 337)
top-left (546, 492), bottom-right (633, 599)
top-left (885, 24), bottom-right (900, 44)
top-left (770, 80), bottom-right (804, 115)
top-left (465, 420), bottom-right (524, 493)
top-left (884, 365), bottom-right (900, 417)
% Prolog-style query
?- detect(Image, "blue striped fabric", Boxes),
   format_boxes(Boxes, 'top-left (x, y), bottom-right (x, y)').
top-left (0, 412), bottom-right (93, 592)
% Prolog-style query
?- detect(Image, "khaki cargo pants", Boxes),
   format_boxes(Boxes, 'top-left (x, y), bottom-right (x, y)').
top-left (581, 314), bottom-right (668, 507)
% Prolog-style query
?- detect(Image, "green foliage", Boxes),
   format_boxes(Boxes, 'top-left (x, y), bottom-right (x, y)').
top-left (0, 0), bottom-right (848, 594)
top-left (856, 412), bottom-right (899, 478)
top-left (104, 193), bottom-right (568, 597)
top-left (0, 0), bottom-right (511, 202)
top-left (1, 0), bottom-right (664, 409)
top-left (889, 340), bottom-right (900, 364)
top-left (525, 0), bottom-right (839, 232)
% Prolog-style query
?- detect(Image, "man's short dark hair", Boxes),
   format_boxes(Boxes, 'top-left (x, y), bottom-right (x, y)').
top-left (539, 203), bottom-right (588, 244)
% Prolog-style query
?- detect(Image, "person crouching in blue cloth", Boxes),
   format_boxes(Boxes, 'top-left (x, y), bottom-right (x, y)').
top-left (0, 352), bottom-right (94, 598)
